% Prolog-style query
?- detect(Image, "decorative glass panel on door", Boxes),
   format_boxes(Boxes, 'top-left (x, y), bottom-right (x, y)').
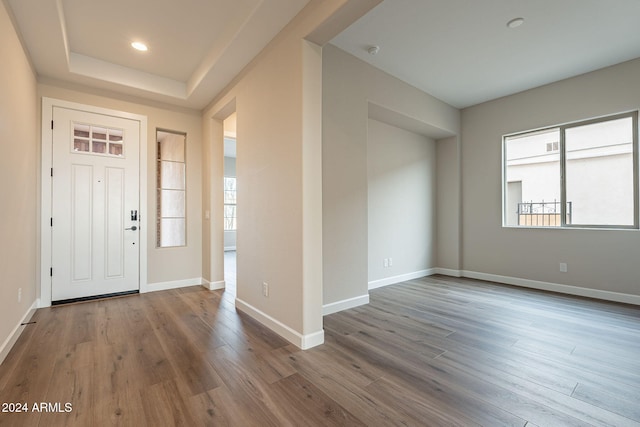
top-left (72, 122), bottom-right (125, 157)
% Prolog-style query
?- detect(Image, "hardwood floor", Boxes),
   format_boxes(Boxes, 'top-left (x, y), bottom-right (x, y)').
top-left (1, 275), bottom-right (639, 426)
top-left (224, 250), bottom-right (236, 296)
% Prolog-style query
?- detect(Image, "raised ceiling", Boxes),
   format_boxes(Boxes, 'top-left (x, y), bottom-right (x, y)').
top-left (6, 0), bottom-right (310, 109)
top-left (331, 0), bottom-right (640, 108)
top-left (7, 0), bottom-right (640, 111)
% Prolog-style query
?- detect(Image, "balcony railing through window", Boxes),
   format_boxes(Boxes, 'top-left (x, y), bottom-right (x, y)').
top-left (517, 201), bottom-right (572, 226)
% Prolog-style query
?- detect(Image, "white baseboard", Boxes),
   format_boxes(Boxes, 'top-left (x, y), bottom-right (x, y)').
top-left (462, 270), bottom-right (640, 306)
top-left (202, 279), bottom-right (225, 291)
top-left (0, 299), bottom-right (38, 365)
top-left (301, 330), bottom-right (325, 349)
top-left (432, 268), bottom-right (462, 277)
top-left (322, 294), bottom-right (369, 316)
top-left (365, 267), bottom-right (640, 306)
top-left (144, 277), bottom-right (204, 293)
top-left (368, 269), bottom-right (435, 290)
top-left (235, 298), bottom-right (324, 350)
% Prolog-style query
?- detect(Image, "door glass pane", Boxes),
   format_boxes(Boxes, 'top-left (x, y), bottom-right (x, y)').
top-left (74, 124), bottom-right (90, 138)
top-left (108, 129), bottom-right (124, 156)
top-left (109, 144), bottom-right (123, 156)
top-left (565, 117), bottom-right (634, 226)
top-left (92, 127), bottom-right (107, 141)
top-left (74, 139), bottom-right (90, 152)
top-left (109, 129), bottom-right (123, 141)
top-left (92, 141), bottom-right (107, 154)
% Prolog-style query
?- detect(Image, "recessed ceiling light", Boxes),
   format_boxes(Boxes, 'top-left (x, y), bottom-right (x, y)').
top-left (507, 17), bottom-right (525, 29)
top-left (131, 42), bottom-right (148, 52)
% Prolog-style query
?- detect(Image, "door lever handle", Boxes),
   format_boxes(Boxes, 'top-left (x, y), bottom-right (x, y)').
top-left (125, 226), bottom-right (138, 231)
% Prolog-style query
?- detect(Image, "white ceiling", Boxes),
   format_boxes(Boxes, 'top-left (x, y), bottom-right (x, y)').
top-left (7, 0), bottom-right (640, 111)
top-left (331, 0), bottom-right (640, 108)
top-left (5, 0), bottom-right (309, 110)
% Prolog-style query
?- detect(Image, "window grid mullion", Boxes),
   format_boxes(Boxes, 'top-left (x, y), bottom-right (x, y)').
top-left (560, 126), bottom-right (567, 227)
top-left (633, 111), bottom-right (639, 229)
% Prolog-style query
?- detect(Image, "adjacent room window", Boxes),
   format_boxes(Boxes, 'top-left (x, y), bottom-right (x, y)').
top-left (157, 130), bottom-right (186, 247)
top-left (224, 177), bottom-right (237, 231)
top-left (503, 111), bottom-right (638, 228)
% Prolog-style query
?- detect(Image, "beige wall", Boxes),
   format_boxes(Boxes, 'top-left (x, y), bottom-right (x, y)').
top-left (38, 83), bottom-right (203, 287)
top-left (436, 136), bottom-right (461, 271)
top-left (0, 1), bottom-right (38, 355)
top-left (461, 57), bottom-right (640, 297)
top-left (322, 44), bottom-right (460, 306)
top-left (201, 1), bottom-right (363, 342)
top-left (367, 119), bottom-right (436, 283)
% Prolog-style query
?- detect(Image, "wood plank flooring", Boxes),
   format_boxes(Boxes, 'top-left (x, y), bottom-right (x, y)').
top-left (1, 275), bottom-right (639, 426)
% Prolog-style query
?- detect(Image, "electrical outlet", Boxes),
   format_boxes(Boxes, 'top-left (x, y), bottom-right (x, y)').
top-left (389, 258), bottom-right (393, 267)
top-left (559, 262), bottom-right (568, 273)
top-left (262, 282), bottom-right (269, 297)
top-left (18, 287), bottom-right (22, 303)
top-left (383, 258), bottom-right (389, 268)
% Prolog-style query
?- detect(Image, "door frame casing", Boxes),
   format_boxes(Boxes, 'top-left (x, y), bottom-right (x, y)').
top-left (40, 97), bottom-right (148, 307)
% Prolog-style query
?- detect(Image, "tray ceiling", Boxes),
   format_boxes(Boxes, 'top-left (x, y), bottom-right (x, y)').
top-left (6, 0), bottom-right (310, 109)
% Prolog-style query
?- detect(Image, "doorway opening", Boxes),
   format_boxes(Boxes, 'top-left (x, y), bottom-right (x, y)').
top-left (223, 113), bottom-right (237, 298)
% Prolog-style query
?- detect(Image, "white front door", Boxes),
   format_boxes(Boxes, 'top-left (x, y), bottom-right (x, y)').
top-left (51, 106), bottom-right (140, 302)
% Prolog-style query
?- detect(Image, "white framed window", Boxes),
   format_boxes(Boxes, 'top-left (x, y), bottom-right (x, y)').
top-left (156, 130), bottom-right (186, 247)
top-left (503, 111), bottom-right (638, 229)
top-left (224, 176), bottom-right (237, 231)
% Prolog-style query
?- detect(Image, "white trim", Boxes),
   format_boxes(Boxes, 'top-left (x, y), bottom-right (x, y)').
top-left (202, 279), bottom-right (225, 291)
top-left (368, 269), bottom-right (435, 290)
top-left (365, 267), bottom-right (640, 306)
top-left (301, 330), bottom-right (325, 349)
top-left (40, 100), bottom-right (53, 307)
top-left (0, 300), bottom-right (38, 365)
top-left (40, 97), bottom-right (148, 307)
top-left (145, 277), bottom-right (204, 293)
top-left (224, 246), bottom-right (237, 251)
top-left (432, 268), bottom-right (463, 277)
top-left (138, 111), bottom-right (149, 296)
top-left (322, 294), bottom-right (369, 315)
top-left (235, 298), bottom-right (324, 349)
top-left (462, 270), bottom-right (640, 306)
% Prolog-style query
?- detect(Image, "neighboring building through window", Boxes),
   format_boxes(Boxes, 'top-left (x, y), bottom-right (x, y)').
top-left (504, 111), bottom-right (638, 228)
top-left (224, 177), bottom-right (237, 231)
